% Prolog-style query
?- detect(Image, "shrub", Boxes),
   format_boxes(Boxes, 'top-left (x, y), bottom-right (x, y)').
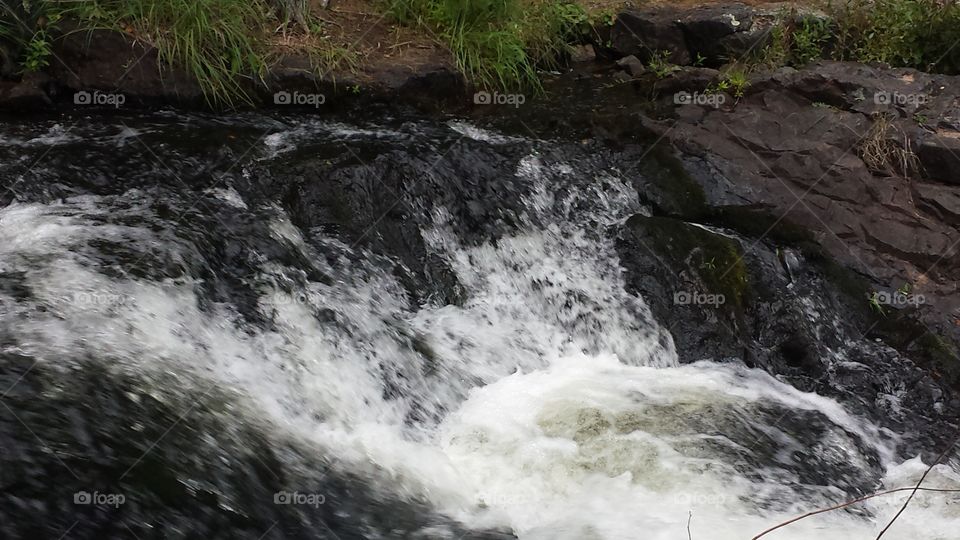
top-left (0, 0), bottom-right (49, 77)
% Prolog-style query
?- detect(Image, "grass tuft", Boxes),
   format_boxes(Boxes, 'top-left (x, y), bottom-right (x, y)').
top-left (56, 0), bottom-right (271, 108)
top-left (387, 0), bottom-right (588, 91)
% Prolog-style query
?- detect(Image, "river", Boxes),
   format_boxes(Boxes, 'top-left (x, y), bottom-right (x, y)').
top-left (0, 111), bottom-right (958, 539)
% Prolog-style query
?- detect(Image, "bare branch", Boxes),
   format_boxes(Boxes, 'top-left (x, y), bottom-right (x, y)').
top-left (752, 486), bottom-right (960, 540)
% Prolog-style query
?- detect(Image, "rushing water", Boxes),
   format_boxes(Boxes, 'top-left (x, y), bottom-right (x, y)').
top-left (1, 112), bottom-right (959, 539)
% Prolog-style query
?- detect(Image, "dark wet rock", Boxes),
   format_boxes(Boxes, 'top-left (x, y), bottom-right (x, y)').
top-left (917, 132), bottom-right (960, 185)
top-left (615, 55), bottom-right (645, 77)
top-left (0, 72), bottom-right (52, 108)
top-left (569, 44), bottom-right (596, 63)
top-left (49, 28), bottom-right (204, 106)
top-left (603, 8), bottom-right (691, 65)
top-left (617, 216), bottom-right (750, 363)
top-left (677, 4), bottom-right (767, 66)
top-left (635, 61), bottom-right (960, 355)
top-left (616, 214), bottom-right (957, 453)
top-left (915, 182), bottom-right (960, 225)
top-left (642, 66), bottom-right (721, 97)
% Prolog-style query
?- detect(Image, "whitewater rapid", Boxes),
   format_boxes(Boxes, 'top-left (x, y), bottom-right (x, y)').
top-left (1, 118), bottom-right (958, 539)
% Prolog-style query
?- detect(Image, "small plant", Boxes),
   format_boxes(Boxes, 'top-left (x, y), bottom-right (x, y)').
top-left (754, 23), bottom-right (789, 69)
top-left (700, 257), bottom-right (718, 271)
top-left (897, 283), bottom-right (912, 296)
top-left (792, 16), bottom-right (831, 65)
top-left (590, 8), bottom-right (616, 28)
top-left (21, 28), bottom-right (53, 72)
top-left (869, 291), bottom-right (887, 316)
top-left (648, 50), bottom-right (679, 79)
top-left (706, 79), bottom-right (729, 95)
top-left (1, 0), bottom-right (50, 76)
top-left (722, 68), bottom-right (750, 98)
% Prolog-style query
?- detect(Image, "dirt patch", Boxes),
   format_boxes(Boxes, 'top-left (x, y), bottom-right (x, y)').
top-left (266, 0), bottom-right (454, 84)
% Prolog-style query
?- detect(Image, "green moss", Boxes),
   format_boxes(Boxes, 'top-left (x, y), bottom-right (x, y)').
top-left (634, 215), bottom-right (750, 312)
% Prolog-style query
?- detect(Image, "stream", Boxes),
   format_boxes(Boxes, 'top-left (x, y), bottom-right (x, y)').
top-left (1, 111), bottom-right (958, 539)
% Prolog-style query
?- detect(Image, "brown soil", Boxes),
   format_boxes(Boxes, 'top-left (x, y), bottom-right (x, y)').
top-left (265, 0), bottom-right (454, 84)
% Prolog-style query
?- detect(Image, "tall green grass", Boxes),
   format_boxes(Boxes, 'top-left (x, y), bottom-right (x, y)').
top-left (828, 0), bottom-right (960, 73)
top-left (55, 0), bottom-right (271, 107)
top-left (387, 0), bottom-right (587, 91)
top-left (754, 0), bottom-right (960, 75)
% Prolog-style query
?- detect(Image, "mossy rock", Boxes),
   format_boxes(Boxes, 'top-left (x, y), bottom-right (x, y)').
top-left (626, 215), bottom-right (750, 313)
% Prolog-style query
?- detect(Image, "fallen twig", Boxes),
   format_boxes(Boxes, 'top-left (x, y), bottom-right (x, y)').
top-left (751, 487), bottom-right (960, 539)
top-left (875, 427), bottom-right (960, 539)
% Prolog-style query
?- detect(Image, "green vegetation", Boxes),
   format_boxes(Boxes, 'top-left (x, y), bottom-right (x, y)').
top-left (0, 0), bottom-right (355, 106)
top-left (386, 0), bottom-right (589, 91)
top-left (791, 16), bottom-right (832, 65)
top-left (0, 0), bottom-right (48, 75)
top-left (61, 0), bottom-right (271, 107)
top-left (707, 66), bottom-right (750, 98)
top-left (752, 0), bottom-right (960, 74)
top-left (829, 0), bottom-right (960, 72)
top-left (647, 49), bottom-right (680, 79)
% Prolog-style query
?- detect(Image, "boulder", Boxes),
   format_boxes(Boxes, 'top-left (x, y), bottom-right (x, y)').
top-left (915, 182), bottom-right (960, 224)
top-left (615, 54), bottom-right (645, 77)
top-left (0, 72), bottom-right (51, 109)
top-left (677, 5), bottom-right (762, 66)
top-left (607, 8), bottom-right (690, 65)
top-left (569, 44), bottom-right (596, 63)
top-left (917, 132), bottom-right (960, 185)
